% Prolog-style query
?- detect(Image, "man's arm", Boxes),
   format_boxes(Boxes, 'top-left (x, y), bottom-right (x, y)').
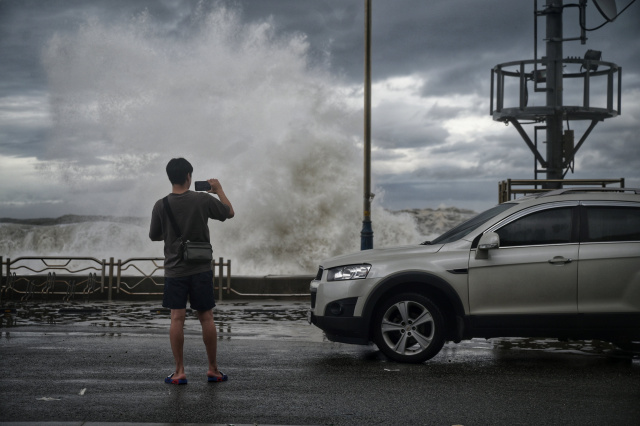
top-left (207, 178), bottom-right (235, 218)
top-left (149, 202), bottom-right (164, 241)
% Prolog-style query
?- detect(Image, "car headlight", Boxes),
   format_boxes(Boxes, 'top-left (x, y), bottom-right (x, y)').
top-left (327, 264), bottom-right (371, 281)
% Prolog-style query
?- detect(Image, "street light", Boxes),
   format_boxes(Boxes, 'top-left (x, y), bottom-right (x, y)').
top-left (361, 0), bottom-right (373, 250)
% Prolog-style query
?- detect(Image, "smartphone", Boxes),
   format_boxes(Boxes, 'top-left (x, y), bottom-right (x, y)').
top-left (194, 181), bottom-right (211, 191)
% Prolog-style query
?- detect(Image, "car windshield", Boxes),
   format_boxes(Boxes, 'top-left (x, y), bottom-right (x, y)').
top-left (429, 203), bottom-right (516, 245)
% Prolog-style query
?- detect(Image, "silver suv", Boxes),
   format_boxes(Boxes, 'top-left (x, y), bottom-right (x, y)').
top-left (309, 188), bottom-right (640, 363)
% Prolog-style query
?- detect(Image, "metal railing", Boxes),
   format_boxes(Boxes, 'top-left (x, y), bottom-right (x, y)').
top-left (0, 256), bottom-right (232, 302)
top-left (498, 178), bottom-right (625, 203)
top-left (491, 58), bottom-right (621, 122)
top-left (1, 257), bottom-right (106, 302)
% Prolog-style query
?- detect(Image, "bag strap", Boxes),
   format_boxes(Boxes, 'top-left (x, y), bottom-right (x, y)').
top-left (163, 196), bottom-right (183, 241)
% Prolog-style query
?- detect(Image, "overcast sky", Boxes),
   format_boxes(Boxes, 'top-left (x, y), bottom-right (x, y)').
top-left (1, 0), bottom-right (639, 220)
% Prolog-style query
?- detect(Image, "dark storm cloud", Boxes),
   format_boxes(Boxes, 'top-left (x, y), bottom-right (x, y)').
top-left (233, 0), bottom-right (535, 87)
top-left (0, 0), bottom-right (51, 94)
top-left (0, 0), bottom-right (222, 95)
top-left (370, 1), bottom-right (530, 91)
top-left (376, 178), bottom-right (501, 211)
top-left (0, 0), bottom-right (181, 159)
top-left (580, 118), bottom-right (640, 170)
top-left (0, 0), bottom-right (638, 217)
top-left (237, 0), bottom-right (363, 74)
top-left (1, 0), bottom-right (637, 97)
top-left (372, 102), bottom-right (450, 149)
top-left (0, 125), bottom-right (48, 157)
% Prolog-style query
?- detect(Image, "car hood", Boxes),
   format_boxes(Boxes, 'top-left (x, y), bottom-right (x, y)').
top-left (321, 244), bottom-right (444, 269)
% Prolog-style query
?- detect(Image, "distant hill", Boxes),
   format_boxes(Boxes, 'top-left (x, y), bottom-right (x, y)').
top-left (0, 214), bottom-right (147, 226)
top-left (394, 207), bottom-right (476, 237)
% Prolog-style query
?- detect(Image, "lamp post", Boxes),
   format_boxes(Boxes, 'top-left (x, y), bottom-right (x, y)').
top-left (361, 0), bottom-right (373, 250)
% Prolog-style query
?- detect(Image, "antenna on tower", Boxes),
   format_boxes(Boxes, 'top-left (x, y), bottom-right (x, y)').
top-left (593, 0), bottom-right (618, 21)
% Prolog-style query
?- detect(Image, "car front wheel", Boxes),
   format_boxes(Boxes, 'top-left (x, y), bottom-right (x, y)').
top-left (373, 293), bottom-right (446, 363)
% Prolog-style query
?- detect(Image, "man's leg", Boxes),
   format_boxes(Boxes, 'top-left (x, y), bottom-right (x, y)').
top-left (170, 309), bottom-right (187, 380)
top-left (197, 309), bottom-right (223, 378)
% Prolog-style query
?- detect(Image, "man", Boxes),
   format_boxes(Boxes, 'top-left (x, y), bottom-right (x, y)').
top-left (149, 158), bottom-right (234, 385)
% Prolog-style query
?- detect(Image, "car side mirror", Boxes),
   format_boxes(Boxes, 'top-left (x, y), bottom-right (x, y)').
top-left (475, 232), bottom-right (500, 259)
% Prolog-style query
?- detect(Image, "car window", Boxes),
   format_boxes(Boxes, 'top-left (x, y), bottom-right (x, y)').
top-left (585, 206), bottom-right (640, 242)
top-left (496, 207), bottom-right (574, 247)
top-left (430, 203), bottom-right (516, 245)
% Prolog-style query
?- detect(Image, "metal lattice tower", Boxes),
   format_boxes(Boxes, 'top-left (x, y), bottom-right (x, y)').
top-left (490, 0), bottom-right (622, 189)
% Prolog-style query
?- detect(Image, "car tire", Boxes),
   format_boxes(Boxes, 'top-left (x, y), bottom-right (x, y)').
top-left (372, 293), bottom-right (446, 363)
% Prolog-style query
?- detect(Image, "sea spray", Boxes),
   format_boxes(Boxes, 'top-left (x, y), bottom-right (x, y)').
top-left (0, 208), bottom-right (475, 275)
top-left (0, 220), bottom-right (151, 268)
top-left (27, 4), bottom-right (428, 274)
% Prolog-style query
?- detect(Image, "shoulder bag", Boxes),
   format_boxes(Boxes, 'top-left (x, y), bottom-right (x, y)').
top-left (163, 196), bottom-right (213, 264)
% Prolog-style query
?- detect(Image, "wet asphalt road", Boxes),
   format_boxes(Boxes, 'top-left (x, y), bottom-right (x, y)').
top-left (0, 300), bottom-right (639, 425)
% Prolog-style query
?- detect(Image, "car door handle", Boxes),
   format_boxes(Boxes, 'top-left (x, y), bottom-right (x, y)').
top-left (548, 256), bottom-right (572, 265)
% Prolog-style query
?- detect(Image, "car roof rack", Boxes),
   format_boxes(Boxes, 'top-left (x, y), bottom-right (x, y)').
top-left (537, 187), bottom-right (640, 198)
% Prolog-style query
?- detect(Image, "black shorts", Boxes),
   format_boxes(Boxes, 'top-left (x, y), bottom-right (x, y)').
top-left (163, 270), bottom-right (216, 311)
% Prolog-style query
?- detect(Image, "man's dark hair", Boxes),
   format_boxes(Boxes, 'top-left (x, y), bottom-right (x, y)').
top-left (166, 158), bottom-right (193, 185)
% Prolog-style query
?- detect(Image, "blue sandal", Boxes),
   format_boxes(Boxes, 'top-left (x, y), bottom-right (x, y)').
top-left (165, 373), bottom-right (188, 385)
top-left (208, 372), bottom-right (228, 382)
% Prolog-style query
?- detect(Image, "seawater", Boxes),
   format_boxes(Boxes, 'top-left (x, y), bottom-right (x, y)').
top-left (0, 207), bottom-right (473, 275)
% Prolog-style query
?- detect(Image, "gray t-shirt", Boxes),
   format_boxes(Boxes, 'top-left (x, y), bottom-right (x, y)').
top-left (149, 191), bottom-right (230, 277)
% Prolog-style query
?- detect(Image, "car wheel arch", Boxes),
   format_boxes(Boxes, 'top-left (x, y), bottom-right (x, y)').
top-left (361, 271), bottom-right (465, 340)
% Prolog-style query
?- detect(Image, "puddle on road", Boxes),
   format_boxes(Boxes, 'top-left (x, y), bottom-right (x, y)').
top-left (0, 300), bottom-right (322, 341)
top-left (0, 300), bottom-right (636, 360)
top-left (446, 336), bottom-right (625, 358)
